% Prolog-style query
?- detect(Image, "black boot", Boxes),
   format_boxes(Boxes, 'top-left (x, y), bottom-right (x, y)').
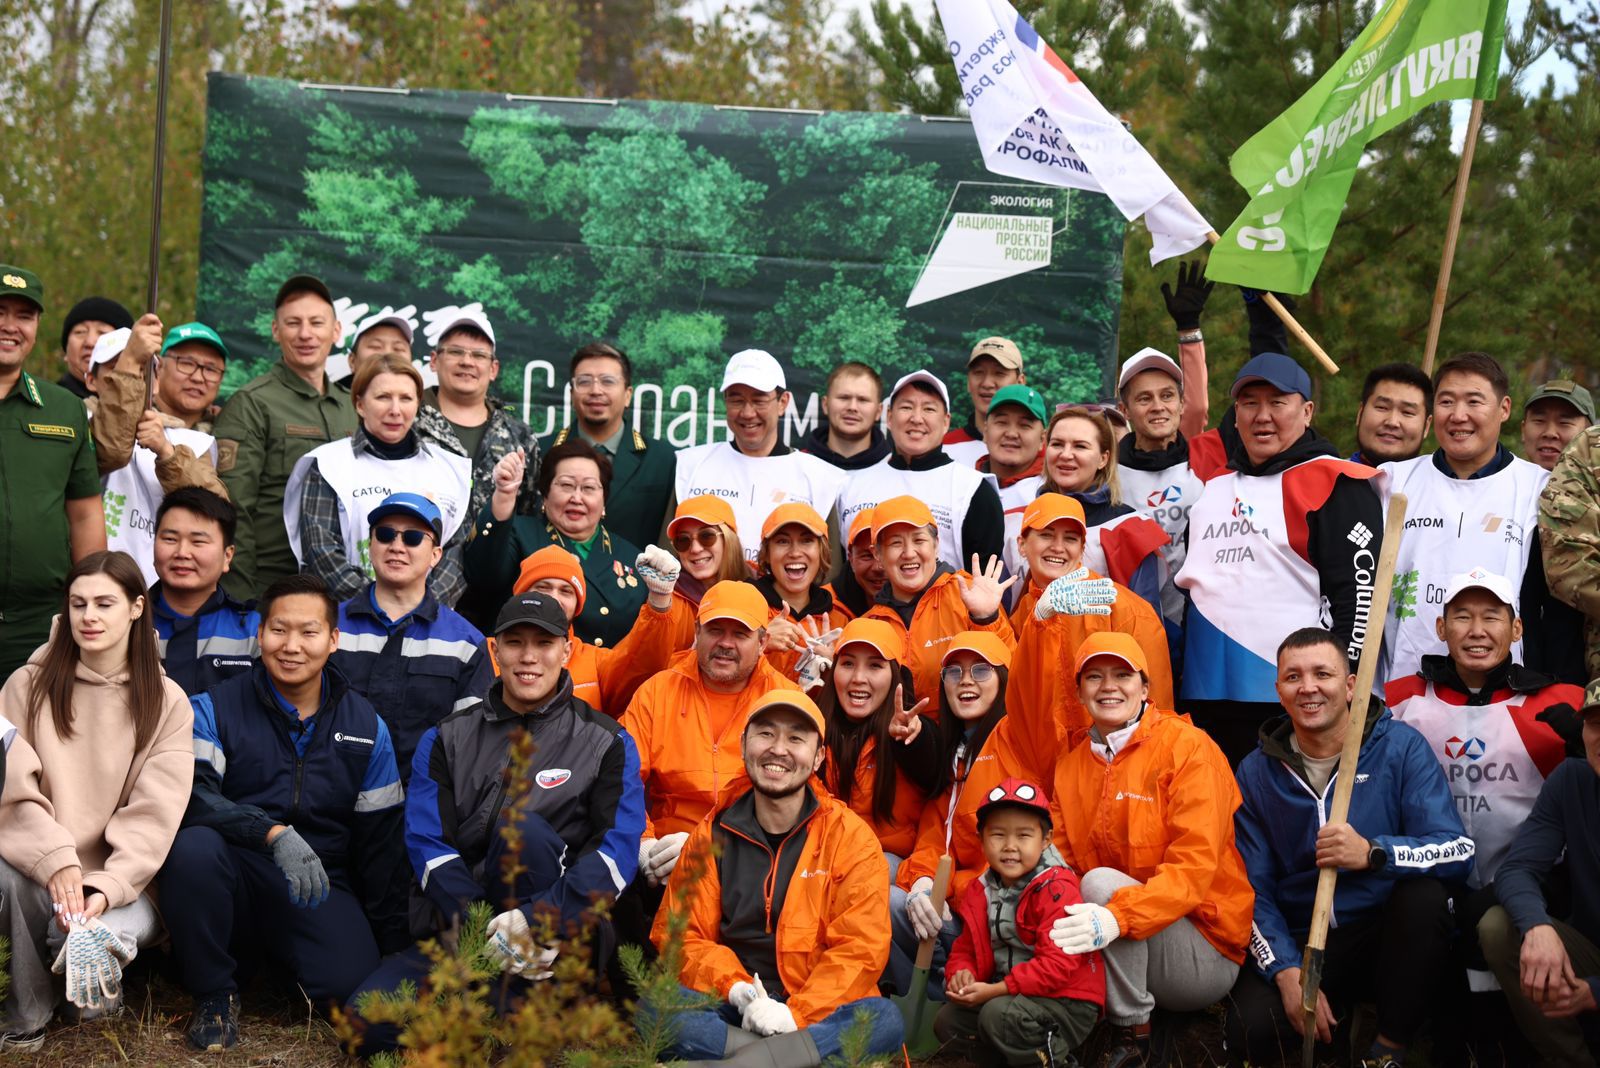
top-left (1097, 1022), bottom-right (1151, 1068)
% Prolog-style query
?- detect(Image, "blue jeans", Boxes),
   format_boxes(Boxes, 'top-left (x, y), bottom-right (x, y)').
top-left (886, 884), bottom-right (958, 997)
top-left (662, 986), bottom-right (904, 1061)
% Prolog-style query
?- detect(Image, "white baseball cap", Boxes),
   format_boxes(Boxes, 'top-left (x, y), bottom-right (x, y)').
top-left (434, 308), bottom-right (496, 346)
top-left (722, 349), bottom-right (786, 392)
top-left (1117, 347), bottom-right (1183, 392)
top-left (354, 305), bottom-right (416, 345)
top-left (1441, 567), bottom-right (1516, 609)
top-left (889, 368), bottom-right (950, 410)
top-left (87, 327), bottom-right (132, 373)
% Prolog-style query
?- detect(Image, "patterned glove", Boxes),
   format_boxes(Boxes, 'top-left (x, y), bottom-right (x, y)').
top-left (1035, 567), bottom-right (1117, 620)
top-left (635, 545), bottom-right (681, 595)
top-left (794, 649), bottom-right (833, 692)
top-left (1051, 902), bottom-right (1121, 954)
top-left (486, 909), bottom-right (556, 979)
top-left (52, 920), bottom-right (135, 1009)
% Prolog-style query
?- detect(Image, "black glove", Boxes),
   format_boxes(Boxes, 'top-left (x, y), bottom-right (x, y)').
top-left (1161, 259), bottom-right (1215, 332)
top-left (1537, 703), bottom-right (1585, 759)
top-left (1242, 288), bottom-right (1296, 357)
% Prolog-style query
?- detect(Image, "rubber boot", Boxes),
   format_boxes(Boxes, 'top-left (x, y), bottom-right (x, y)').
top-left (679, 1029), bottom-right (824, 1068)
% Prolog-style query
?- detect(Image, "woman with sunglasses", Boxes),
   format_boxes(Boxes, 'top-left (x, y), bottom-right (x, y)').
top-left (286, 353), bottom-right (472, 605)
top-left (0, 551), bottom-right (194, 1048)
top-left (1040, 407), bottom-right (1169, 621)
top-left (886, 631), bottom-right (1033, 996)
top-left (656, 494), bottom-right (751, 648)
top-left (818, 619), bottom-right (938, 871)
top-left (465, 438), bottom-right (646, 649)
top-left (748, 502), bottom-right (852, 682)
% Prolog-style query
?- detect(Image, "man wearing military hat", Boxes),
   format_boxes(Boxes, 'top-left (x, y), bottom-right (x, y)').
top-left (0, 265), bottom-right (107, 681)
top-left (1522, 380), bottom-right (1594, 473)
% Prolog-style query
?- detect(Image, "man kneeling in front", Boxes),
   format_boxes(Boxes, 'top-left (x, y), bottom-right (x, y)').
top-left (651, 689), bottom-right (903, 1067)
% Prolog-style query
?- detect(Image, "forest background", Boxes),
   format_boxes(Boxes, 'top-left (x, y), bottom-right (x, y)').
top-left (4, 0), bottom-right (1598, 446)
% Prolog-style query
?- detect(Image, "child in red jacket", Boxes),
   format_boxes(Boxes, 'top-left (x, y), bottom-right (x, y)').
top-left (935, 778), bottom-right (1104, 1067)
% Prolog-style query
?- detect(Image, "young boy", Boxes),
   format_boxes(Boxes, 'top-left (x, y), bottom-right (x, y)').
top-left (936, 778), bottom-right (1105, 1067)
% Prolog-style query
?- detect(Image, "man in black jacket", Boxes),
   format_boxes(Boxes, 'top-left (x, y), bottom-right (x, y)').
top-left (805, 362), bottom-right (891, 471)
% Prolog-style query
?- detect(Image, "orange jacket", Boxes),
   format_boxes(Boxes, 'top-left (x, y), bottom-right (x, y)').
top-left (1007, 574), bottom-right (1174, 782)
top-left (865, 572), bottom-right (1016, 708)
top-left (822, 732), bottom-right (929, 858)
top-left (565, 602), bottom-right (680, 719)
top-left (621, 650), bottom-right (788, 839)
top-left (655, 789), bottom-right (889, 1027)
top-left (896, 714), bottom-right (1033, 902)
top-left (1049, 706), bottom-right (1252, 963)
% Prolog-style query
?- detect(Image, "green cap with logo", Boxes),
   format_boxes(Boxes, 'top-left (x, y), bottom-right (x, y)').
top-left (0, 265), bottom-right (44, 312)
top-left (160, 322), bottom-right (229, 361)
top-left (1583, 678), bottom-right (1600, 718)
top-left (1525, 380), bottom-right (1596, 424)
top-left (988, 383), bottom-right (1047, 423)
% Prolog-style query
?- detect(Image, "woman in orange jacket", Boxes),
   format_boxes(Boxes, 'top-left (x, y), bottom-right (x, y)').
top-left (1046, 632), bottom-right (1252, 1065)
top-left (816, 618), bottom-right (938, 866)
top-left (660, 494), bottom-right (752, 649)
top-left (746, 502), bottom-right (852, 684)
top-left (863, 495), bottom-right (1016, 707)
top-left (886, 631), bottom-right (1033, 997)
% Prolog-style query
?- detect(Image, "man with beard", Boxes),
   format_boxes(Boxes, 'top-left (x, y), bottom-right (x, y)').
top-left (651, 689), bottom-right (902, 1067)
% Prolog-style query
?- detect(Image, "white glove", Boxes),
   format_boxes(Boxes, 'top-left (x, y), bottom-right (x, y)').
top-left (641, 831), bottom-right (689, 885)
top-left (729, 976), bottom-right (762, 1013)
top-left (1051, 901), bottom-right (1121, 954)
top-left (794, 648), bottom-right (832, 692)
top-left (52, 919), bottom-right (135, 1009)
top-left (742, 995), bottom-right (797, 1036)
top-left (486, 909), bottom-right (560, 979)
top-left (635, 545), bottom-right (681, 596)
top-left (1035, 567), bottom-right (1117, 620)
top-left (905, 876), bottom-right (949, 941)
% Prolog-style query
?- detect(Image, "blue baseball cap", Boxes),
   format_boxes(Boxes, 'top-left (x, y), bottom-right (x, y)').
top-left (367, 492), bottom-right (443, 538)
top-left (1231, 352), bottom-right (1312, 400)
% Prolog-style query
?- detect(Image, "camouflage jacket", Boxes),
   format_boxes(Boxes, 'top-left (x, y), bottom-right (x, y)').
top-left (415, 390), bottom-right (541, 522)
top-left (1539, 425), bottom-right (1600, 682)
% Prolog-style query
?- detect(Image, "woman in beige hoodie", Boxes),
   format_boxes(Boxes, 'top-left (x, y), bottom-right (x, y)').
top-left (0, 550), bottom-right (193, 1050)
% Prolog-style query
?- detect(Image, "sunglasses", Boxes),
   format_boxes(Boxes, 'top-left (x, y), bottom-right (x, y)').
top-left (372, 525), bottom-right (434, 548)
top-left (672, 528), bottom-right (721, 553)
top-left (941, 662), bottom-right (997, 685)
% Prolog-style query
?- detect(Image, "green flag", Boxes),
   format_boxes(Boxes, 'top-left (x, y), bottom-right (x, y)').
top-left (1206, 0), bottom-right (1511, 295)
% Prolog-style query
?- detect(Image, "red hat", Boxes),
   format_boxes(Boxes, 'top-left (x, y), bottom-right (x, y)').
top-left (976, 777), bottom-right (1051, 829)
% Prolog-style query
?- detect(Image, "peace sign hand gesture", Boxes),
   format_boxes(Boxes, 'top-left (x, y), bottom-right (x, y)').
top-left (888, 683), bottom-right (930, 745)
top-left (957, 554), bottom-right (1016, 621)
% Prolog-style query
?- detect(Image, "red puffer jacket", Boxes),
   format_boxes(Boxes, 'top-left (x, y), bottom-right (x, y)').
top-left (944, 863), bottom-right (1106, 1008)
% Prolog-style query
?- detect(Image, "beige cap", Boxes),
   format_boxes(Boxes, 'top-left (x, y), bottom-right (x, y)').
top-left (968, 336), bottom-right (1022, 371)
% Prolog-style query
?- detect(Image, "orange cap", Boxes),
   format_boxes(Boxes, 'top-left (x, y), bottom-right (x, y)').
top-left (872, 495), bottom-right (936, 542)
top-left (669, 494), bottom-right (737, 538)
top-left (512, 545), bottom-right (586, 614)
top-left (761, 501), bottom-right (827, 541)
top-left (834, 617), bottom-right (906, 662)
top-left (746, 688), bottom-right (827, 739)
top-left (1073, 631), bottom-right (1148, 678)
top-left (941, 630), bottom-right (1013, 669)
top-left (846, 507), bottom-right (876, 547)
top-left (697, 580), bottom-right (771, 630)
top-left (1021, 493), bottom-right (1087, 535)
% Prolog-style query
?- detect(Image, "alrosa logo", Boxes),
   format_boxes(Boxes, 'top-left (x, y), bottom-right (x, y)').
top-left (1232, 498), bottom-right (1254, 520)
top-left (1444, 736), bottom-right (1485, 761)
top-left (1147, 485), bottom-right (1183, 508)
top-left (536, 769), bottom-right (572, 789)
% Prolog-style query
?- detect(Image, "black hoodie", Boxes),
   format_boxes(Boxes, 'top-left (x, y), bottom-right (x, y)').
top-left (803, 422), bottom-right (892, 471)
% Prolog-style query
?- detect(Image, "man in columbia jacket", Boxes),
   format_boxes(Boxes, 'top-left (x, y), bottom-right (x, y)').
top-left (160, 574), bottom-right (409, 1052)
top-left (344, 591), bottom-right (645, 1057)
top-left (652, 689), bottom-right (902, 1067)
top-left (1226, 627), bottom-right (1474, 1068)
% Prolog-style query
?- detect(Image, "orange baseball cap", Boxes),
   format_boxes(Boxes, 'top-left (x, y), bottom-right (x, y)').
top-left (761, 501), bottom-right (827, 541)
top-left (746, 688), bottom-right (827, 739)
top-left (834, 617), bottom-right (907, 662)
top-left (697, 580), bottom-right (771, 630)
top-left (846, 507), bottom-right (876, 547)
top-left (1073, 631), bottom-right (1148, 678)
top-left (512, 545), bottom-right (586, 615)
top-left (872, 495), bottom-right (935, 542)
top-left (669, 494), bottom-right (737, 538)
top-left (1021, 493), bottom-right (1087, 535)
top-left (941, 630), bottom-right (1013, 669)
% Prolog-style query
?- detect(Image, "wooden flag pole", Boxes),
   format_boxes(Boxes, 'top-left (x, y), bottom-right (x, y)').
top-left (1420, 98), bottom-right (1485, 376)
top-left (142, 0), bottom-right (176, 411)
top-left (1205, 231), bottom-right (1340, 376)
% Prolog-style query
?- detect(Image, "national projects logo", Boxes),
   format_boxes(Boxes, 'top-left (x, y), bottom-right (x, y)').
top-left (1444, 736), bottom-right (1486, 761)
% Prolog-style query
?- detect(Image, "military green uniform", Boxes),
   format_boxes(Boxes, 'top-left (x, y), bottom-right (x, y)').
top-left (0, 371), bottom-right (103, 680)
top-left (537, 425), bottom-right (675, 551)
top-left (1539, 425), bottom-right (1600, 682)
top-left (213, 361), bottom-right (355, 599)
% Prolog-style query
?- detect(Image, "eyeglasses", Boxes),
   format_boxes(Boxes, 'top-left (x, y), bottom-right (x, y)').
top-left (941, 662), bottom-right (997, 685)
top-left (725, 393), bottom-right (780, 414)
top-left (438, 345), bottom-right (494, 363)
top-left (551, 477), bottom-right (604, 497)
top-left (167, 354), bottom-right (225, 383)
top-left (573, 374), bottom-right (623, 390)
top-left (672, 528), bottom-right (721, 553)
top-left (372, 525), bottom-right (434, 548)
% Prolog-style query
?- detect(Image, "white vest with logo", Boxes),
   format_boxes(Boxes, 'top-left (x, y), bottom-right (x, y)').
top-left (1118, 460), bottom-right (1201, 626)
top-left (283, 439), bottom-right (472, 575)
top-left (1378, 455), bottom-right (1549, 685)
top-left (983, 473), bottom-right (1042, 582)
top-left (103, 427), bottom-right (217, 587)
top-left (839, 457), bottom-right (984, 572)
top-left (674, 443), bottom-right (849, 567)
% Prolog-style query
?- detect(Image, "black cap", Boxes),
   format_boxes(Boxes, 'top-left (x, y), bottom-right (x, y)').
top-left (493, 593), bottom-right (568, 637)
top-left (274, 274), bottom-right (334, 309)
top-left (61, 297), bottom-right (134, 350)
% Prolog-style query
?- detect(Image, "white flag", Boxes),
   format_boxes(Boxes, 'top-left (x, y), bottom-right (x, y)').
top-left (935, 0), bottom-right (1212, 264)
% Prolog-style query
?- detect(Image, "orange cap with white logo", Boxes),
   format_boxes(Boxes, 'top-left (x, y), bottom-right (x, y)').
top-left (941, 630), bottom-right (1013, 669)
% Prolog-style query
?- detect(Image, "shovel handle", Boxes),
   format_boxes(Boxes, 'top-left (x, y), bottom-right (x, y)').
top-left (913, 855), bottom-right (954, 970)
